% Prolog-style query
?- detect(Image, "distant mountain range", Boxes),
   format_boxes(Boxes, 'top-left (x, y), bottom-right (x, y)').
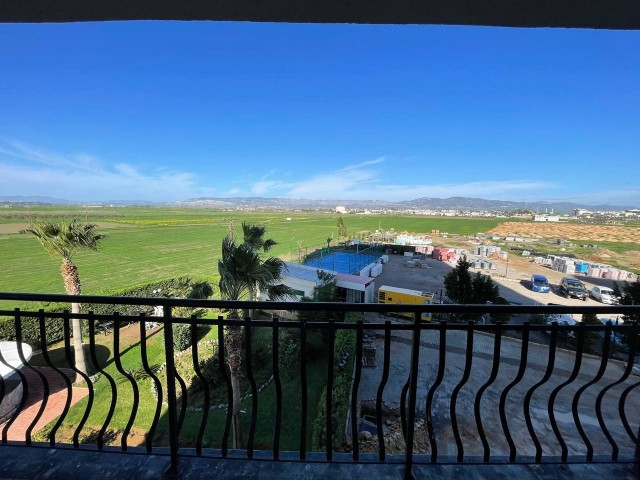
top-left (180, 196), bottom-right (636, 212)
top-left (1, 195), bottom-right (636, 212)
top-left (0, 196), bottom-right (166, 206)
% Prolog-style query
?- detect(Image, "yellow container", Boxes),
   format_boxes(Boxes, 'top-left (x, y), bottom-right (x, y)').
top-left (377, 285), bottom-right (433, 321)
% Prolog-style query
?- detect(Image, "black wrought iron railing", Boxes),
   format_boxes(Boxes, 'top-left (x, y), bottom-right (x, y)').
top-left (0, 292), bottom-right (638, 480)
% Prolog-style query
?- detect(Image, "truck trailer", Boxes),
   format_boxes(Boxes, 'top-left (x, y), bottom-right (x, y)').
top-left (377, 285), bottom-right (433, 321)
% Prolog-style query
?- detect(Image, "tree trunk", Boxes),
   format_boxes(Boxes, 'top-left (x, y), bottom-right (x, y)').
top-left (230, 365), bottom-right (243, 449)
top-left (247, 288), bottom-right (254, 320)
top-left (71, 302), bottom-right (88, 379)
top-left (225, 319), bottom-right (244, 449)
top-left (61, 258), bottom-right (89, 381)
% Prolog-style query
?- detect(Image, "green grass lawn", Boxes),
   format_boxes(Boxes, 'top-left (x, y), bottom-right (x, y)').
top-left (32, 323), bottom-right (329, 452)
top-left (0, 207), bottom-right (509, 305)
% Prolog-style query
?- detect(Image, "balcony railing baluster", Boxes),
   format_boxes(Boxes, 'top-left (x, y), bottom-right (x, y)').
top-left (299, 319), bottom-right (308, 460)
top-left (573, 324), bottom-right (611, 461)
top-left (451, 321), bottom-right (474, 462)
top-left (138, 312), bottom-right (163, 454)
top-left (113, 312), bottom-right (140, 452)
top-left (62, 311), bottom-right (94, 449)
top-left (244, 317), bottom-right (258, 459)
top-left (326, 320), bottom-right (335, 461)
top-left (0, 309), bottom-right (28, 444)
top-left (191, 315), bottom-right (210, 456)
top-left (376, 321), bottom-right (391, 461)
top-left (0, 293), bottom-right (637, 475)
top-left (217, 317), bottom-right (233, 456)
top-left (475, 323), bottom-right (502, 462)
top-left (549, 326), bottom-right (584, 462)
top-left (175, 367), bottom-right (188, 437)
top-left (596, 321), bottom-right (637, 461)
top-left (404, 312), bottom-right (423, 480)
top-left (525, 321), bottom-right (558, 463)
top-left (42, 310), bottom-right (72, 446)
top-left (426, 320), bottom-right (446, 462)
top-left (351, 319), bottom-right (363, 462)
top-left (272, 317), bottom-right (282, 460)
top-left (88, 311), bottom-right (117, 450)
top-left (15, 309), bottom-right (49, 446)
top-left (162, 305), bottom-right (179, 474)
top-left (499, 322), bottom-right (529, 462)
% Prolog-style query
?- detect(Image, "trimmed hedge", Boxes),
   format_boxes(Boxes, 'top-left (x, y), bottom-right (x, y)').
top-left (0, 277), bottom-right (208, 349)
top-left (0, 306), bottom-right (67, 349)
top-left (85, 277), bottom-right (201, 316)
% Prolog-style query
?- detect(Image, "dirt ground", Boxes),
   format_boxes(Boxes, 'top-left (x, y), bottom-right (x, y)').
top-left (486, 221), bottom-right (640, 244)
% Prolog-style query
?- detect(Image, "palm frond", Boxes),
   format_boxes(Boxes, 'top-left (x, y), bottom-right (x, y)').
top-left (21, 219), bottom-right (105, 260)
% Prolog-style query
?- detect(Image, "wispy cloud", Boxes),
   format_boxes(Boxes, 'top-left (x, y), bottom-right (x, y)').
top-left (0, 140), bottom-right (215, 202)
top-left (247, 157), bottom-right (555, 202)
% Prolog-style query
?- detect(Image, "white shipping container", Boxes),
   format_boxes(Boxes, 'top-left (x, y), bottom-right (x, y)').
top-left (370, 264), bottom-right (383, 277)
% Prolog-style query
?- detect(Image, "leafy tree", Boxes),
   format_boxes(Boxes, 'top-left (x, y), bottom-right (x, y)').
top-left (336, 216), bottom-right (347, 242)
top-left (619, 279), bottom-right (640, 323)
top-left (217, 224), bottom-right (292, 448)
top-left (443, 258), bottom-right (474, 304)
top-left (616, 279), bottom-right (640, 351)
top-left (444, 258), bottom-right (503, 322)
top-left (21, 220), bottom-right (105, 379)
top-left (326, 236), bottom-right (333, 250)
top-left (612, 282), bottom-right (623, 301)
top-left (581, 312), bottom-right (602, 353)
top-left (489, 296), bottom-right (511, 324)
top-left (298, 270), bottom-right (342, 323)
top-left (470, 272), bottom-right (500, 304)
top-left (165, 278), bottom-right (214, 352)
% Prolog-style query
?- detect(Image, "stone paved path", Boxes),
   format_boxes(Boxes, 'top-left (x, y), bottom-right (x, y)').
top-left (0, 366), bottom-right (88, 441)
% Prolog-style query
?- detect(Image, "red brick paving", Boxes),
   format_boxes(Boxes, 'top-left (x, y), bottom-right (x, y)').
top-left (0, 366), bottom-right (89, 441)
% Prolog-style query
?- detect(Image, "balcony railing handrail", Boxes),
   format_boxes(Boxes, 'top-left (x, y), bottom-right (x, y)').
top-left (0, 292), bottom-right (638, 480)
top-left (0, 309), bottom-right (635, 333)
top-left (1, 291), bottom-right (639, 315)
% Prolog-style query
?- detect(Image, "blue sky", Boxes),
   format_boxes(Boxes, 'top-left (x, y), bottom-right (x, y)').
top-left (0, 22), bottom-right (638, 206)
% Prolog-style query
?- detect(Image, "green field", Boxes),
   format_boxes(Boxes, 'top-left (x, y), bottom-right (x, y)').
top-left (0, 207), bottom-right (509, 299)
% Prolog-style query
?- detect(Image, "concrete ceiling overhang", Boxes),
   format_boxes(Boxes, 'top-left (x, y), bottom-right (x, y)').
top-left (1, 0), bottom-right (639, 29)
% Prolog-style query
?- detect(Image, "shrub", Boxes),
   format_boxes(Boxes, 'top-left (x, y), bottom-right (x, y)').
top-left (173, 323), bottom-right (192, 352)
top-left (278, 334), bottom-right (300, 379)
top-left (0, 277), bottom-right (209, 349)
top-left (0, 304), bottom-right (68, 349)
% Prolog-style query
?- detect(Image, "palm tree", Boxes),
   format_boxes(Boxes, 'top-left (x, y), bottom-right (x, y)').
top-left (217, 225), bottom-right (293, 448)
top-left (22, 219), bottom-right (105, 379)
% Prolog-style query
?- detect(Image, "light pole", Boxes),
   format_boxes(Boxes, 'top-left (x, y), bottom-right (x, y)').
top-left (505, 260), bottom-right (510, 278)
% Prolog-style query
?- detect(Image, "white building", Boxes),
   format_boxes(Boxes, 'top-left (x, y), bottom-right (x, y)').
top-left (261, 262), bottom-right (376, 307)
top-left (533, 214), bottom-right (560, 222)
top-left (335, 205), bottom-right (347, 214)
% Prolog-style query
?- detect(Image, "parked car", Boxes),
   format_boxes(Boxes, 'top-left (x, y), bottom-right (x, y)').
top-left (558, 277), bottom-right (589, 301)
top-left (530, 274), bottom-right (551, 293)
top-left (545, 313), bottom-right (579, 337)
top-left (546, 313), bottom-right (579, 326)
top-left (590, 286), bottom-right (618, 304)
top-left (598, 317), bottom-right (629, 353)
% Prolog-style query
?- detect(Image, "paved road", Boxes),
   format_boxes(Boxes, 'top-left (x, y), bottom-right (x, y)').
top-left (357, 320), bottom-right (640, 459)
